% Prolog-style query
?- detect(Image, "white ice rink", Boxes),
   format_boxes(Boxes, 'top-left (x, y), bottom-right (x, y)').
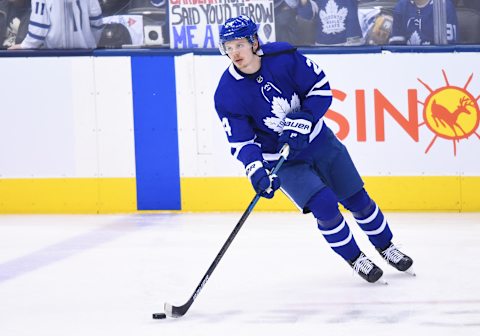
top-left (0, 212), bottom-right (479, 336)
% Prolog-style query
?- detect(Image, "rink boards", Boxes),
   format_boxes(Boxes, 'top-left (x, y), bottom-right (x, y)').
top-left (0, 51), bottom-right (479, 213)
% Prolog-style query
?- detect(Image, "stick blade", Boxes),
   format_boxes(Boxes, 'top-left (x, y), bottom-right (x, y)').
top-left (164, 302), bottom-right (175, 318)
top-left (164, 302), bottom-right (188, 318)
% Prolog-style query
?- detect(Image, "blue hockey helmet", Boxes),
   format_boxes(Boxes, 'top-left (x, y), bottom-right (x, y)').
top-left (218, 15), bottom-right (258, 55)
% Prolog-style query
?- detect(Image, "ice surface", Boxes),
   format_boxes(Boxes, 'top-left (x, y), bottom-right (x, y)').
top-left (0, 212), bottom-right (479, 336)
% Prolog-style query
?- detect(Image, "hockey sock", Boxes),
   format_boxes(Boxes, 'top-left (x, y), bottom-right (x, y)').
top-left (317, 215), bottom-right (360, 261)
top-left (306, 188), bottom-right (361, 261)
top-left (342, 189), bottom-right (393, 250)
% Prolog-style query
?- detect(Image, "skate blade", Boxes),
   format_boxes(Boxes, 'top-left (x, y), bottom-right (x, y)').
top-left (377, 276), bottom-right (389, 285)
top-left (405, 267), bottom-right (416, 277)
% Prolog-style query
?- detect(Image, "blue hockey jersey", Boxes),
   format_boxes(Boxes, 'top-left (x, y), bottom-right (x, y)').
top-left (214, 42), bottom-right (333, 168)
top-left (298, 0), bottom-right (363, 45)
top-left (389, 0), bottom-right (458, 45)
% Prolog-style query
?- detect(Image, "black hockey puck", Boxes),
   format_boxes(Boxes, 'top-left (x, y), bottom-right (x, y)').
top-left (152, 313), bottom-right (167, 319)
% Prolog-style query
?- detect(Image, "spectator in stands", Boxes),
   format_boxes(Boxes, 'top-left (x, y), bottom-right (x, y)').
top-left (298, 0), bottom-right (364, 46)
top-left (8, 0), bottom-right (104, 49)
top-left (275, 0), bottom-right (299, 44)
top-left (453, 0), bottom-right (480, 44)
top-left (1, 0), bottom-right (29, 48)
top-left (389, 0), bottom-right (458, 45)
top-left (274, 0), bottom-right (315, 46)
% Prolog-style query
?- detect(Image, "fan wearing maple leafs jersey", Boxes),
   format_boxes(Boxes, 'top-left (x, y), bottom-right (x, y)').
top-left (298, 0), bottom-right (364, 45)
top-left (389, 0), bottom-right (458, 45)
top-left (214, 15), bottom-right (415, 284)
top-left (9, 0), bottom-right (104, 49)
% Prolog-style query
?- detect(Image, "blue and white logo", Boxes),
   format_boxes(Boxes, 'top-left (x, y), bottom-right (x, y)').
top-left (150, 0), bottom-right (164, 7)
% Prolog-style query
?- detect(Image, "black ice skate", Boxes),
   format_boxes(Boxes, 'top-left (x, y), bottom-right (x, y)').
top-left (348, 252), bottom-right (385, 284)
top-left (377, 243), bottom-right (415, 275)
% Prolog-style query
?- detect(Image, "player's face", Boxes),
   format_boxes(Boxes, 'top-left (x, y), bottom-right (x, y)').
top-left (224, 38), bottom-right (259, 73)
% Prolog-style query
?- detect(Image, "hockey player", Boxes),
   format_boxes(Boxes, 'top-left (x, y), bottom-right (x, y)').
top-left (9, 0), bottom-right (104, 49)
top-left (214, 15), bottom-right (414, 283)
top-left (389, 0), bottom-right (458, 45)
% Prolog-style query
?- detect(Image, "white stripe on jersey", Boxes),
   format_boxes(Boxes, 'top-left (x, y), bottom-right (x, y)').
top-left (306, 76), bottom-right (332, 97)
top-left (309, 119), bottom-right (324, 142)
top-left (230, 138), bottom-right (259, 159)
top-left (228, 63), bottom-right (244, 80)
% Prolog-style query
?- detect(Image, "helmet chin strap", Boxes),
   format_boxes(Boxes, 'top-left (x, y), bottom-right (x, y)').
top-left (252, 35), bottom-right (260, 54)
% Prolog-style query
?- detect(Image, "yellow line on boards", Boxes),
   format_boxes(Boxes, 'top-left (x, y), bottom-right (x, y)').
top-left (180, 176), bottom-right (480, 212)
top-left (0, 178), bottom-right (137, 214)
top-left (0, 176), bottom-right (478, 213)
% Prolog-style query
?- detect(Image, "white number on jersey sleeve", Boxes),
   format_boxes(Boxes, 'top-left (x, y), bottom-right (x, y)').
top-left (222, 117), bottom-right (232, 137)
top-left (306, 58), bottom-right (321, 76)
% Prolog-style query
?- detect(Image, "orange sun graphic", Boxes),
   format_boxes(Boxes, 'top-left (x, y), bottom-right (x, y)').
top-left (418, 70), bottom-right (480, 156)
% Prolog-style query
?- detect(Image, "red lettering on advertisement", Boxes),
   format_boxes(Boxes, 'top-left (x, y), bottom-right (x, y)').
top-left (325, 90), bottom-right (349, 140)
top-left (374, 89), bottom-right (419, 142)
top-left (325, 89), bottom-right (418, 142)
top-left (355, 90), bottom-right (367, 142)
top-left (324, 70), bottom-right (479, 156)
top-left (170, 0), bottom-right (217, 4)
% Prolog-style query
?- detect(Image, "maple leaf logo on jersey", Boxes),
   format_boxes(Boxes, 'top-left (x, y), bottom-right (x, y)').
top-left (408, 31), bottom-right (422, 45)
top-left (320, 0), bottom-right (348, 35)
top-left (263, 94), bottom-right (301, 133)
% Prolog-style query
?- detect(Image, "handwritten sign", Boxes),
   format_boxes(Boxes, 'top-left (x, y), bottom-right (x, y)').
top-left (169, 0), bottom-right (276, 49)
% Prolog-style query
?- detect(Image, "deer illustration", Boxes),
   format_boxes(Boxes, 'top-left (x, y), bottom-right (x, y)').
top-left (431, 96), bottom-right (473, 137)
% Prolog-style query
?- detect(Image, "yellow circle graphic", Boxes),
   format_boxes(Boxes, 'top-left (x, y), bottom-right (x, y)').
top-left (423, 86), bottom-right (479, 140)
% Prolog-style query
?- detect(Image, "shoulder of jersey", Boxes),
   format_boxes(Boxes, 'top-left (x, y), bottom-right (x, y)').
top-left (215, 69), bottom-right (236, 99)
top-left (260, 42), bottom-right (297, 57)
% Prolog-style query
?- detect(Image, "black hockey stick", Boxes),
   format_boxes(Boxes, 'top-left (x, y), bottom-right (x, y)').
top-left (164, 144), bottom-right (290, 318)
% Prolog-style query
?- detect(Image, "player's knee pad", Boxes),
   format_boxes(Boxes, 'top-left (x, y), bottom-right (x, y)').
top-left (305, 188), bottom-right (341, 229)
top-left (342, 188), bottom-right (375, 218)
top-left (316, 213), bottom-right (344, 230)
